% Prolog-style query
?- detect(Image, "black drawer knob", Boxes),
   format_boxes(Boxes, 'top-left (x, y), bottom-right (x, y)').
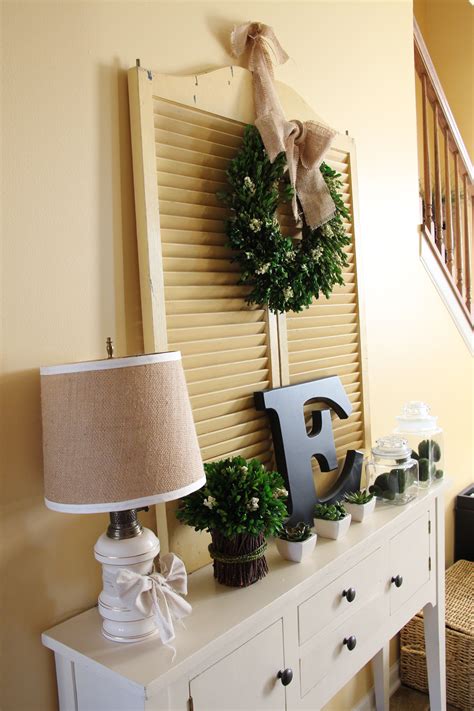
top-left (342, 587), bottom-right (356, 603)
top-left (391, 574), bottom-right (403, 588)
top-left (343, 636), bottom-right (357, 651)
top-left (277, 668), bottom-right (293, 686)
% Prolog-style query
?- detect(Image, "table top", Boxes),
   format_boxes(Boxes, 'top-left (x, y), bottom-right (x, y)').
top-left (42, 484), bottom-right (444, 694)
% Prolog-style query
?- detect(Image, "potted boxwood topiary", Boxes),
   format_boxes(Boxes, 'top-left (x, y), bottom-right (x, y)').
top-left (313, 502), bottom-right (351, 540)
top-left (276, 522), bottom-right (317, 563)
top-left (176, 456), bottom-right (288, 587)
top-left (343, 489), bottom-right (376, 522)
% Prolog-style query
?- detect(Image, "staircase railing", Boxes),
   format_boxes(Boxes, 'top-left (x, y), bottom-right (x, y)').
top-left (414, 18), bottom-right (473, 327)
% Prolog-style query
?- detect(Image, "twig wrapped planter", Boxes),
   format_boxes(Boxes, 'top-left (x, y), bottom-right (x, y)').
top-left (209, 531), bottom-right (268, 587)
top-left (176, 456), bottom-right (288, 589)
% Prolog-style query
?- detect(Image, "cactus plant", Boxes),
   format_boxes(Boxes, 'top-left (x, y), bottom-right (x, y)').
top-left (314, 502), bottom-right (348, 521)
top-left (370, 465), bottom-right (416, 499)
top-left (343, 490), bottom-right (374, 505)
top-left (418, 439), bottom-right (441, 463)
top-left (419, 458), bottom-right (437, 482)
top-left (279, 522), bottom-right (313, 542)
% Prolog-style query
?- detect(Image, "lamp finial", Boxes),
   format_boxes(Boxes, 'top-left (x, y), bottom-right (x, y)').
top-left (106, 337), bottom-right (114, 359)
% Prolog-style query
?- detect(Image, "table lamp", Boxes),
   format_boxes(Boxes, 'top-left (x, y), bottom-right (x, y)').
top-left (40, 346), bottom-right (205, 643)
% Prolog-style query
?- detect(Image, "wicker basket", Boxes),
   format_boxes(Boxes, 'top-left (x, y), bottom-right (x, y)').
top-left (400, 559), bottom-right (474, 710)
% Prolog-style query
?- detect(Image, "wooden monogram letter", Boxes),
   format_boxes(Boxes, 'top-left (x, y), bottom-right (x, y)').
top-left (254, 377), bottom-right (363, 524)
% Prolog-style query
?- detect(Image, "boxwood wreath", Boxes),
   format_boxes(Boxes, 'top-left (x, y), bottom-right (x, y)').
top-left (217, 125), bottom-right (351, 313)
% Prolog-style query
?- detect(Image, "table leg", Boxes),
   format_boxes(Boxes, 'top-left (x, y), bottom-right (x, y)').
top-left (423, 492), bottom-right (446, 711)
top-left (54, 654), bottom-right (77, 710)
top-left (423, 602), bottom-right (446, 711)
top-left (372, 643), bottom-right (390, 711)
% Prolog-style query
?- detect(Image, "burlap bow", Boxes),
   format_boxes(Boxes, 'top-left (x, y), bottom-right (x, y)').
top-left (115, 553), bottom-right (191, 645)
top-left (231, 22), bottom-right (336, 229)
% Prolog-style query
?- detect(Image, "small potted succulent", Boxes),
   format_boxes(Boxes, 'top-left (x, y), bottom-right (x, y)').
top-left (276, 522), bottom-right (316, 562)
top-left (343, 489), bottom-right (376, 522)
top-left (176, 456), bottom-right (288, 587)
top-left (313, 502), bottom-right (351, 540)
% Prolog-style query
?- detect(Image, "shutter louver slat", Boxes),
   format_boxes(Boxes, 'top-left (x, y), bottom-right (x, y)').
top-left (155, 144), bottom-right (230, 171)
top-left (192, 395), bottom-right (257, 424)
top-left (196, 409), bottom-right (266, 436)
top-left (168, 323), bottom-right (266, 344)
top-left (190, 381), bottom-right (271, 412)
top-left (157, 157), bottom-right (228, 184)
top-left (157, 172), bottom-right (228, 195)
top-left (154, 114), bottom-right (243, 148)
top-left (153, 97), bottom-right (245, 137)
top-left (167, 310), bottom-right (265, 328)
top-left (158, 185), bottom-right (227, 210)
top-left (163, 243), bottom-right (233, 259)
top-left (185, 357), bottom-right (268, 384)
top-left (179, 338), bottom-right (266, 359)
top-left (155, 128), bottom-right (237, 159)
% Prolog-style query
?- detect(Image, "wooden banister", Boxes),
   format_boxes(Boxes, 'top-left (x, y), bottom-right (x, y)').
top-left (414, 18), bottom-right (473, 328)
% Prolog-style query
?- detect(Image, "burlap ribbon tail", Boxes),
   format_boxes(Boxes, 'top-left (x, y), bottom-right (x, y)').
top-left (231, 21), bottom-right (336, 229)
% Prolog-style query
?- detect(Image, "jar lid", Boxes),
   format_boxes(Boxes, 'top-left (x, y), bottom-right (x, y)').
top-left (372, 435), bottom-right (411, 459)
top-left (395, 401), bottom-right (439, 433)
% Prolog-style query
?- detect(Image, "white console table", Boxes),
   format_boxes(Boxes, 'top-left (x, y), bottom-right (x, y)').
top-left (43, 485), bottom-right (446, 711)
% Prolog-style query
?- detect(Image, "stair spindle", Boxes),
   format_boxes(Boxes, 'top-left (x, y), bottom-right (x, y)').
top-left (433, 104), bottom-right (444, 255)
top-left (421, 74), bottom-right (433, 235)
top-left (463, 173), bottom-right (472, 313)
top-left (443, 130), bottom-right (454, 274)
top-left (453, 153), bottom-right (464, 295)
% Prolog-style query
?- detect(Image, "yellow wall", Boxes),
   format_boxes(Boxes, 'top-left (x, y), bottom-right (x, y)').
top-left (414, 0), bottom-right (474, 160)
top-left (1, 1), bottom-right (472, 709)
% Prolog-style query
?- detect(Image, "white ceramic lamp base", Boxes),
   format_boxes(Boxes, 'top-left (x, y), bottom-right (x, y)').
top-left (94, 528), bottom-right (160, 643)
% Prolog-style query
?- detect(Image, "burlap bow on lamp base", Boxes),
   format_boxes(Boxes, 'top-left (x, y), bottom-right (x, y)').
top-left (40, 351), bottom-right (205, 644)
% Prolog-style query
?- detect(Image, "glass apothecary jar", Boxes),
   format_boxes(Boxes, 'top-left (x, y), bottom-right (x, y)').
top-left (367, 436), bottom-right (419, 505)
top-left (394, 401), bottom-right (444, 487)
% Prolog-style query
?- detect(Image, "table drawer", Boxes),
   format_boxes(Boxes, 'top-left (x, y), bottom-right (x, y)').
top-left (299, 593), bottom-right (387, 698)
top-left (389, 510), bottom-right (431, 614)
top-left (189, 619), bottom-right (285, 710)
top-left (298, 546), bottom-right (383, 645)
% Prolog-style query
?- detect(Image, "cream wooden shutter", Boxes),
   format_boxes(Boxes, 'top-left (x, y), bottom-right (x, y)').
top-left (128, 65), bottom-right (370, 563)
top-left (276, 139), bottom-right (370, 496)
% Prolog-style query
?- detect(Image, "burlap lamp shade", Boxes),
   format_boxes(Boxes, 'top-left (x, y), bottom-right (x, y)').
top-left (40, 351), bottom-right (205, 512)
top-left (40, 350), bottom-right (204, 644)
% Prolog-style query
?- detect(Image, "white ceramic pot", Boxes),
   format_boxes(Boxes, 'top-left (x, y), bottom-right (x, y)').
top-left (344, 497), bottom-right (376, 522)
top-left (313, 514), bottom-right (351, 540)
top-left (276, 533), bottom-right (317, 562)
